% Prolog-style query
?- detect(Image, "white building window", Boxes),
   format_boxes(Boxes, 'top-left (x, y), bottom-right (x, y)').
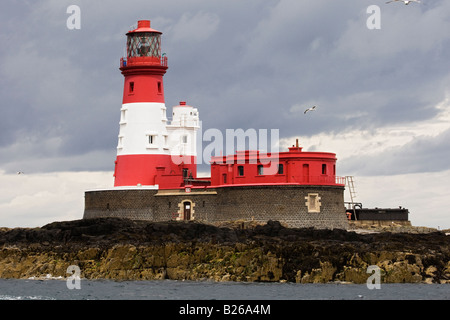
top-left (146, 131), bottom-right (159, 149)
top-left (117, 136), bottom-right (124, 149)
top-left (182, 135), bottom-right (188, 144)
top-left (120, 109), bottom-right (127, 124)
top-left (163, 135), bottom-right (169, 149)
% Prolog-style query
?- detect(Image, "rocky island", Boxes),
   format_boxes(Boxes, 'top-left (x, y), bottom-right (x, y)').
top-left (0, 218), bottom-right (449, 283)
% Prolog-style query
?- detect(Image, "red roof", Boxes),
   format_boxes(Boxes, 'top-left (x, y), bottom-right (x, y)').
top-left (127, 20), bottom-right (162, 35)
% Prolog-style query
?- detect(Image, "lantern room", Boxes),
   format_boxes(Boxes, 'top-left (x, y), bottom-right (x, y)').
top-left (121, 20), bottom-right (167, 67)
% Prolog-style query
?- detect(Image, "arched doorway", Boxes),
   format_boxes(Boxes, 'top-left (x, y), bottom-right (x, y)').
top-left (177, 200), bottom-right (195, 221)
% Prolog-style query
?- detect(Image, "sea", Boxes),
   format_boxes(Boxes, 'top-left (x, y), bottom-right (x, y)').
top-left (0, 279), bottom-right (447, 318)
top-left (0, 278), bottom-right (449, 300)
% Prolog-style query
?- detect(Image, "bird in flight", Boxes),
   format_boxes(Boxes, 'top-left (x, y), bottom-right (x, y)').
top-left (17, 171), bottom-right (24, 175)
top-left (386, 0), bottom-right (420, 4)
top-left (304, 106), bottom-right (316, 114)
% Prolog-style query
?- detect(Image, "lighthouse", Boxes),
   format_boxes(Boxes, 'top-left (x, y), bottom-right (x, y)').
top-left (114, 20), bottom-right (199, 188)
top-left (84, 19), bottom-right (350, 230)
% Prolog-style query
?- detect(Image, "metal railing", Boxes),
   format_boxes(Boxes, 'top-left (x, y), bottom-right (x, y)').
top-left (120, 55), bottom-right (168, 68)
top-left (291, 175), bottom-right (346, 185)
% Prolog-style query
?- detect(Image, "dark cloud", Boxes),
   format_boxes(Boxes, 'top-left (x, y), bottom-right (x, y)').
top-left (340, 127), bottom-right (450, 176)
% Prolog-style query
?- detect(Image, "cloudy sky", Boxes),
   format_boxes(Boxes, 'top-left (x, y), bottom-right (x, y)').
top-left (1, 0), bottom-right (450, 228)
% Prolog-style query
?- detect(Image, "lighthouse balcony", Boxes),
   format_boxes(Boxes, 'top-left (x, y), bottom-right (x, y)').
top-left (120, 56), bottom-right (168, 68)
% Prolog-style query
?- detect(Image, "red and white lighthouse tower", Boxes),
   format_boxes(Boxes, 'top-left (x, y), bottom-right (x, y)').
top-left (114, 20), bottom-right (198, 188)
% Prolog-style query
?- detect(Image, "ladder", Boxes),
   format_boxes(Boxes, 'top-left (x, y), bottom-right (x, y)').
top-left (346, 176), bottom-right (357, 203)
top-left (345, 176), bottom-right (357, 220)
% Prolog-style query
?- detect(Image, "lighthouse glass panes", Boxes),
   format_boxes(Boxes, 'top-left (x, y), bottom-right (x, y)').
top-left (127, 32), bottom-right (161, 58)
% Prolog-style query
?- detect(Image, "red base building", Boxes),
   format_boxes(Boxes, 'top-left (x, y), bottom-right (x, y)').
top-left (208, 140), bottom-right (344, 188)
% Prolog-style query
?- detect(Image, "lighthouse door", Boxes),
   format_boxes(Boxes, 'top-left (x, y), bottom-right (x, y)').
top-left (183, 202), bottom-right (191, 220)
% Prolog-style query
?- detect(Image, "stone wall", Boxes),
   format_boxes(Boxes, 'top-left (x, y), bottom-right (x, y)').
top-left (84, 185), bottom-right (348, 229)
top-left (84, 189), bottom-right (158, 221)
top-left (210, 185), bottom-right (347, 229)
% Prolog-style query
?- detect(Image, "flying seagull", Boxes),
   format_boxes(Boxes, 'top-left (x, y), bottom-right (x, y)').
top-left (17, 171), bottom-right (24, 175)
top-left (304, 106), bottom-right (316, 114)
top-left (386, 0), bottom-right (420, 4)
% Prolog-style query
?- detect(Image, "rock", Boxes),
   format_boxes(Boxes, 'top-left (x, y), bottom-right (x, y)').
top-left (0, 218), bottom-right (449, 283)
top-left (425, 265), bottom-right (437, 277)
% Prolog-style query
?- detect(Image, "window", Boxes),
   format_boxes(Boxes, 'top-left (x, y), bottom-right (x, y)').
top-left (322, 164), bottom-right (327, 175)
top-left (129, 82), bottom-right (134, 93)
top-left (278, 164), bottom-right (284, 175)
top-left (238, 166), bottom-right (244, 176)
top-left (146, 134), bottom-right (158, 149)
top-left (257, 165), bottom-right (264, 175)
top-left (182, 135), bottom-right (188, 144)
top-left (157, 81), bottom-right (162, 94)
top-left (223, 174), bottom-right (227, 184)
top-left (182, 168), bottom-right (188, 178)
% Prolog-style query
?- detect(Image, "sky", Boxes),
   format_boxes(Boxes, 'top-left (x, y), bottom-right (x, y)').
top-left (1, 0), bottom-right (450, 228)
